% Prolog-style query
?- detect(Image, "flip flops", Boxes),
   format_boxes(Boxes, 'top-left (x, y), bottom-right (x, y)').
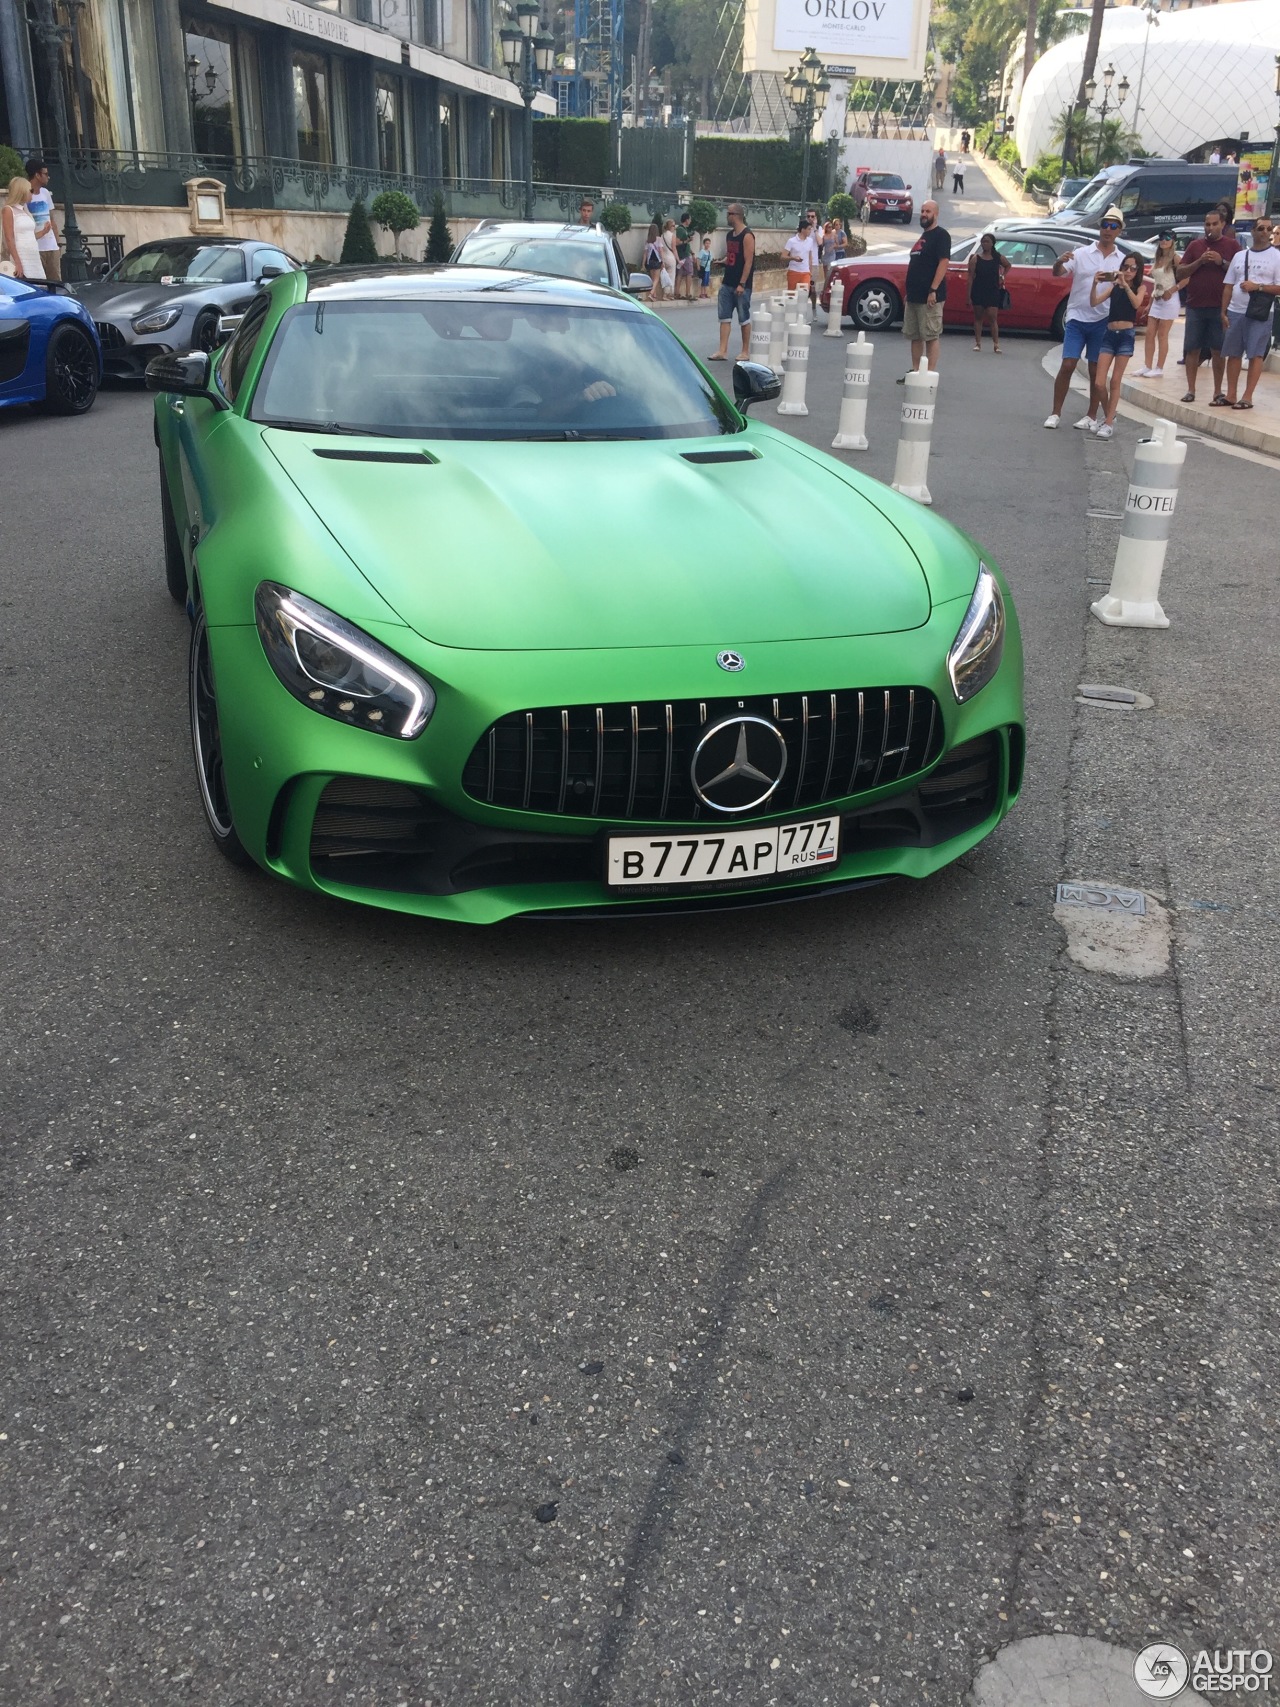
top-left (1232, 400), bottom-right (1254, 410)
top-left (1209, 394), bottom-right (1231, 407)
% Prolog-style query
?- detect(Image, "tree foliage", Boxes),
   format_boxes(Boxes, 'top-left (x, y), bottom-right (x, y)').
top-left (369, 189), bottom-right (420, 257)
top-left (0, 143), bottom-right (25, 185)
top-left (686, 197), bottom-right (717, 236)
top-left (339, 197), bottom-right (378, 265)
top-left (424, 193), bottom-right (453, 262)
top-left (600, 201), bottom-right (632, 236)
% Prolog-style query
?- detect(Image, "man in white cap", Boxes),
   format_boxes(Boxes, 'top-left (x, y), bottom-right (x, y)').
top-left (1043, 205), bottom-right (1126, 431)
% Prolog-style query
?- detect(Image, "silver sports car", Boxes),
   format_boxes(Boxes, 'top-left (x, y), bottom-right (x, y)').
top-left (76, 238), bottom-right (299, 377)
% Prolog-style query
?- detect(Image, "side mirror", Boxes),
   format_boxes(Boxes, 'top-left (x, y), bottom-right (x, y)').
top-left (626, 271), bottom-right (653, 293)
top-left (145, 349), bottom-right (228, 409)
top-left (732, 359), bottom-right (782, 409)
top-left (258, 265), bottom-right (283, 280)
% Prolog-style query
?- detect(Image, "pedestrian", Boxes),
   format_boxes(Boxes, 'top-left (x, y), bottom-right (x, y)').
top-left (967, 231), bottom-right (1009, 350)
top-left (710, 202), bottom-right (755, 362)
top-left (960, 129), bottom-right (971, 153)
top-left (675, 211), bottom-right (695, 303)
top-left (1208, 147), bottom-right (1221, 164)
top-left (1043, 204), bottom-right (1126, 430)
top-left (1089, 253), bottom-right (1149, 438)
top-left (952, 158), bottom-right (965, 195)
top-left (805, 208), bottom-right (823, 311)
top-left (698, 234), bottom-right (712, 300)
top-left (1136, 229), bottom-right (1180, 376)
top-left (643, 221), bottom-right (663, 300)
top-left (25, 158), bottom-right (60, 282)
top-left (659, 219), bottom-right (678, 299)
top-left (900, 198), bottom-right (950, 377)
top-left (2, 177), bottom-right (45, 283)
top-left (784, 215), bottom-right (815, 297)
top-left (832, 218), bottom-right (847, 263)
top-left (1220, 214), bottom-right (1280, 409)
top-left (578, 197), bottom-right (596, 227)
top-left (1224, 150), bottom-right (1237, 166)
top-left (932, 147), bottom-right (946, 192)
top-left (1175, 206), bottom-right (1239, 403)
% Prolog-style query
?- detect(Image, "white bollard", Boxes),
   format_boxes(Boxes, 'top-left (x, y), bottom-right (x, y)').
top-left (776, 317), bottom-right (811, 416)
top-left (890, 357), bottom-right (939, 504)
top-left (1090, 418), bottom-right (1185, 628)
top-left (824, 275), bottom-right (845, 336)
top-left (750, 308), bottom-right (773, 368)
top-left (768, 301), bottom-right (787, 371)
top-left (832, 332), bottom-right (873, 451)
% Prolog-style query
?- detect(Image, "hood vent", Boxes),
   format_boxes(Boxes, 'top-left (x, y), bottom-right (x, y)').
top-left (680, 448), bottom-right (759, 466)
top-left (312, 448), bottom-right (438, 464)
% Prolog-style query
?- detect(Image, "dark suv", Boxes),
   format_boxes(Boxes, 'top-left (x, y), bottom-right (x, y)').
top-left (1047, 160), bottom-right (1241, 240)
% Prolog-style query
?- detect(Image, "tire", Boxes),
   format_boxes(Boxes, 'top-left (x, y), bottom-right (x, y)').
top-left (1049, 298), bottom-right (1068, 343)
top-left (901, 212), bottom-right (913, 223)
top-left (158, 452), bottom-right (187, 605)
top-left (40, 321), bottom-right (99, 415)
top-left (193, 309), bottom-right (219, 354)
top-left (851, 280), bottom-right (902, 332)
top-left (189, 606), bottom-right (252, 867)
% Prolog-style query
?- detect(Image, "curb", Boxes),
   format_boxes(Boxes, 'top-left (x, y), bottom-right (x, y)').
top-left (1119, 374), bottom-right (1280, 457)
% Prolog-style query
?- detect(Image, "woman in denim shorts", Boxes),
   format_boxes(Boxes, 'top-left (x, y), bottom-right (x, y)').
top-left (1088, 254), bottom-right (1149, 440)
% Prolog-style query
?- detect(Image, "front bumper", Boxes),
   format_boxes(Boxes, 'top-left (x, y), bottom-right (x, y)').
top-left (205, 616), bottom-right (1025, 925)
top-left (93, 321), bottom-right (180, 377)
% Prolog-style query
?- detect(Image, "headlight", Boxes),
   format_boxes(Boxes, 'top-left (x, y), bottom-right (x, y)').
top-left (946, 564), bottom-right (1005, 703)
top-left (131, 306), bottom-right (183, 333)
top-left (254, 583), bottom-right (435, 739)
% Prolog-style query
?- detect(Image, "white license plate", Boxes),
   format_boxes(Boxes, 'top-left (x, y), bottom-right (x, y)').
top-left (607, 816), bottom-right (840, 890)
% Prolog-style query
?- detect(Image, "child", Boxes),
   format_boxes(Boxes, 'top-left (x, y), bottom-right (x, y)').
top-left (698, 235), bottom-right (712, 299)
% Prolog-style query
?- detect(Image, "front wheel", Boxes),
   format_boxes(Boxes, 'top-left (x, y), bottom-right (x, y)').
top-left (190, 606), bottom-right (252, 867)
top-left (1049, 298), bottom-right (1067, 343)
top-left (851, 280), bottom-right (902, 332)
top-left (193, 309), bottom-right (219, 354)
top-left (41, 322), bottom-right (100, 415)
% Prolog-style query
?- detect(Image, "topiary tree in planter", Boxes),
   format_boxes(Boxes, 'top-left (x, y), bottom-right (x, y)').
top-left (0, 144), bottom-right (25, 186)
top-left (424, 193), bottom-right (453, 262)
top-left (600, 201), bottom-right (632, 237)
top-left (686, 197), bottom-right (718, 238)
top-left (340, 197), bottom-right (378, 264)
top-left (370, 188), bottom-right (420, 258)
top-left (826, 192), bottom-right (859, 230)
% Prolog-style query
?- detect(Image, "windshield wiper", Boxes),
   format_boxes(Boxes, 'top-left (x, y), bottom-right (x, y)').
top-left (260, 418), bottom-right (373, 435)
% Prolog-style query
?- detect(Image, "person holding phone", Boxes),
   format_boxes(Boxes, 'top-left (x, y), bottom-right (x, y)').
top-left (1043, 205), bottom-right (1125, 431)
top-left (1137, 230), bottom-right (1180, 377)
top-left (1089, 253), bottom-right (1149, 439)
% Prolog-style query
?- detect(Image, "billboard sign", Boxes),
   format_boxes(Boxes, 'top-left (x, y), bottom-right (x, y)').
top-left (743, 0), bottom-right (928, 78)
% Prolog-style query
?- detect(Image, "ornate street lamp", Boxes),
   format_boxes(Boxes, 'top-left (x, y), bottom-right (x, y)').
top-left (24, 0), bottom-right (92, 281)
top-left (501, 3), bottom-right (555, 221)
top-left (1083, 63), bottom-right (1127, 174)
top-left (786, 47), bottom-right (829, 213)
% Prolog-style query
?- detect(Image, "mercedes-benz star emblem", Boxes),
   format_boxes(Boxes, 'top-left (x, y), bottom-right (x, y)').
top-left (716, 650), bottom-right (745, 673)
top-left (691, 715), bottom-right (788, 813)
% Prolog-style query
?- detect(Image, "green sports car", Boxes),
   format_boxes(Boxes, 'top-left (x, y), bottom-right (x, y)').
top-left (148, 265), bottom-right (1024, 924)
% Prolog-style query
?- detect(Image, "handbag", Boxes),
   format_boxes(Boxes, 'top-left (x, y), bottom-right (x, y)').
top-left (999, 287), bottom-right (1012, 311)
top-left (1244, 251), bottom-right (1273, 322)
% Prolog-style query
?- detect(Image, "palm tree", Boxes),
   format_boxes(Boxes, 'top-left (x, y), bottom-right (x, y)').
top-left (1021, 0), bottom-right (1040, 99)
top-left (1067, 0), bottom-right (1107, 168)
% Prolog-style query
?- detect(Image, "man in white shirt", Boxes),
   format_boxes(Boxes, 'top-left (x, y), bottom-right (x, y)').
top-left (1043, 208), bottom-right (1125, 430)
top-left (24, 157), bottom-right (60, 282)
top-left (1220, 214), bottom-right (1280, 408)
top-left (1208, 149), bottom-right (1221, 164)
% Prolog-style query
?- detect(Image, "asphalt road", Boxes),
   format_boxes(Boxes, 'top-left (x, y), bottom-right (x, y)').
top-left (3, 168), bottom-right (1277, 1707)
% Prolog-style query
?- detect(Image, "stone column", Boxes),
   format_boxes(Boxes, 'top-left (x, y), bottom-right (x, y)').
top-left (151, 0), bottom-right (193, 152)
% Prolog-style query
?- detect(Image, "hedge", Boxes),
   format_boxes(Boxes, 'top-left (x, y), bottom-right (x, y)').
top-left (693, 138), bottom-right (807, 202)
top-left (531, 118), bottom-right (609, 187)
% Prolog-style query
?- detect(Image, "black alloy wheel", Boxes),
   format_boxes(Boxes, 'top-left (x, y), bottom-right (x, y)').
top-left (189, 606), bottom-right (252, 866)
top-left (41, 322), bottom-right (99, 415)
top-left (1049, 298), bottom-right (1068, 342)
top-left (159, 453), bottom-right (187, 605)
top-left (193, 309), bottom-right (219, 354)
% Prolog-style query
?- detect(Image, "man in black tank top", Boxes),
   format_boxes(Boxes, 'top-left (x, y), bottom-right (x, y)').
top-left (712, 202), bottom-right (756, 361)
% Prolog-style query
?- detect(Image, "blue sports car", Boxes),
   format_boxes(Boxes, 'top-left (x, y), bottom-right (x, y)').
top-left (0, 275), bottom-right (101, 415)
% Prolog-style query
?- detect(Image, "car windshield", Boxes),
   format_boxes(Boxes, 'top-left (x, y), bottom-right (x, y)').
top-left (1065, 174), bottom-right (1125, 216)
top-left (109, 243), bottom-right (247, 286)
top-left (456, 236), bottom-right (611, 286)
top-left (868, 174), bottom-right (905, 189)
top-left (251, 298), bottom-right (739, 440)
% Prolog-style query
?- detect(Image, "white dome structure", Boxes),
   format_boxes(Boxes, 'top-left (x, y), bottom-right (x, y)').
top-left (1013, 0), bottom-right (1280, 168)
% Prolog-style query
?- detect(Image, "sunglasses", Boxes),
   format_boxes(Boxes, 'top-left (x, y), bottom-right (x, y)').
top-left (1100, 220), bottom-right (1121, 230)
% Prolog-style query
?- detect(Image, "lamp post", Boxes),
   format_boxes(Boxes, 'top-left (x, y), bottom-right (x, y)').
top-left (501, 2), bottom-right (555, 222)
top-left (786, 47), bottom-right (829, 214)
top-left (1131, 0), bottom-right (1159, 146)
top-left (25, 0), bottom-right (92, 282)
top-left (1082, 63), bottom-right (1129, 175)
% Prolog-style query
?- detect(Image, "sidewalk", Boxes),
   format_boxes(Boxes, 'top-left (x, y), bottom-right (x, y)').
top-left (1121, 318), bottom-right (1280, 456)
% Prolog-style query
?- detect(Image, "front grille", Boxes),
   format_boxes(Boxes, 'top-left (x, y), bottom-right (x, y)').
top-left (461, 688), bottom-right (943, 824)
top-left (95, 321), bottom-right (126, 348)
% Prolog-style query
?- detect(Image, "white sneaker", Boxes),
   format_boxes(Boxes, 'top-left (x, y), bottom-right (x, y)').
top-left (1150, 367), bottom-right (1164, 378)
top-left (1073, 414), bottom-right (1097, 431)
top-left (1043, 413), bottom-right (1060, 429)
top-left (1134, 367), bottom-right (1153, 378)
top-left (1095, 422), bottom-right (1114, 440)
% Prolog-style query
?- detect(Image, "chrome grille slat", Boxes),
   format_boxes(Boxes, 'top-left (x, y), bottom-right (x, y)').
top-left (462, 686), bottom-right (944, 823)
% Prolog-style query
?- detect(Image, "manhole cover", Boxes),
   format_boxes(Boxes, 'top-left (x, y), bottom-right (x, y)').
top-left (1076, 683), bottom-right (1155, 710)
top-left (1055, 882), bottom-right (1147, 916)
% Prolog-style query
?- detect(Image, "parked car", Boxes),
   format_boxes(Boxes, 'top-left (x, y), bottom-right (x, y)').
top-left (146, 264), bottom-right (1024, 923)
top-left (0, 274), bottom-right (101, 415)
top-left (851, 171), bottom-right (915, 224)
top-left (821, 224), bottom-right (1155, 338)
top-left (451, 221), bottom-right (650, 292)
top-left (1027, 160), bottom-right (1240, 241)
top-left (76, 238), bottom-right (300, 378)
top-left (1048, 177), bottom-right (1088, 214)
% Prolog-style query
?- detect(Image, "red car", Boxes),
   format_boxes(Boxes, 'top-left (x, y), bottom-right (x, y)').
top-left (821, 226), bottom-right (1153, 338)
top-left (852, 171), bottom-right (915, 224)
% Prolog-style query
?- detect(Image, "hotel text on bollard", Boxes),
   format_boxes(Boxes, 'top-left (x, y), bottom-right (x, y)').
top-left (750, 308), bottom-right (773, 368)
top-left (777, 318), bottom-right (811, 416)
top-left (824, 276), bottom-right (845, 336)
top-left (890, 358), bottom-right (939, 505)
top-left (1091, 418), bottom-right (1185, 629)
top-left (832, 332), bottom-right (873, 451)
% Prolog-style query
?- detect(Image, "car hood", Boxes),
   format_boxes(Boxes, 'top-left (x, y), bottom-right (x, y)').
top-left (75, 281), bottom-right (214, 317)
top-left (264, 428), bottom-right (933, 651)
